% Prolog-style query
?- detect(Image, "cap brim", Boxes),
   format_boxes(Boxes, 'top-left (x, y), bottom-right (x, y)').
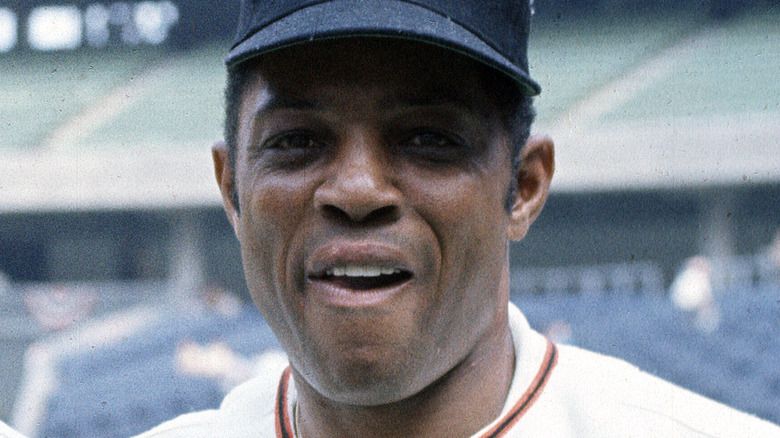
top-left (227, 0), bottom-right (541, 96)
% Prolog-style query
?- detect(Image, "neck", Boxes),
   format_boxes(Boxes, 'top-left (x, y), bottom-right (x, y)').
top-left (295, 267), bottom-right (516, 438)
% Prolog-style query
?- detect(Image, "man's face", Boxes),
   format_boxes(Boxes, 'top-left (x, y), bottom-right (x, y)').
top-left (222, 39), bottom-right (532, 405)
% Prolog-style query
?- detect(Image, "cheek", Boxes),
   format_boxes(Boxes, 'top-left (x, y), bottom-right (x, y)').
top-left (237, 172), bottom-right (314, 310)
top-left (447, 188), bottom-right (507, 296)
top-left (407, 168), bottom-right (510, 297)
top-left (414, 168), bottom-right (508, 251)
top-left (402, 169), bottom-right (510, 366)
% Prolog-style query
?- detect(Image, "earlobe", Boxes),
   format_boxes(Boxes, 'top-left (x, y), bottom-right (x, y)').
top-left (507, 135), bottom-right (555, 241)
top-left (212, 141), bottom-right (240, 234)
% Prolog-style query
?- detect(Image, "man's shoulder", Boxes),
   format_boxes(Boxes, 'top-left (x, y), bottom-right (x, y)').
top-left (536, 343), bottom-right (780, 437)
top-left (133, 352), bottom-right (288, 438)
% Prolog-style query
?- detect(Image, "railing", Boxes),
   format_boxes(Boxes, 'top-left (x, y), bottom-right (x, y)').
top-left (709, 253), bottom-right (780, 292)
top-left (510, 253), bottom-right (780, 297)
top-left (511, 261), bottom-right (665, 296)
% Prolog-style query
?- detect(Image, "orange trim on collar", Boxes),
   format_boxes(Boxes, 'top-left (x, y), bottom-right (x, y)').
top-left (274, 340), bottom-right (558, 438)
top-left (275, 367), bottom-right (295, 438)
top-left (477, 340), bottom-right (559, 438)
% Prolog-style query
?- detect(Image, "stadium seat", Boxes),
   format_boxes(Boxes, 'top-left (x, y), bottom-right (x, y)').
top-left (513, 289), bottom-right (780, 424)
top-left (33, 302), bottom-right (281, 438)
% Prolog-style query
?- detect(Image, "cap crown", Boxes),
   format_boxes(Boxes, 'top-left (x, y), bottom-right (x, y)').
top-left (231, 0), bottom-right (538, 94)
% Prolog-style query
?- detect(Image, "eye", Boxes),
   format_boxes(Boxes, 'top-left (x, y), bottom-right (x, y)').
top-left (396, 128), bottom-right (474, 165)
top-left (406, 131), bottom-right (457, 149)
top-left (266, 131), bottom-right (322, 151)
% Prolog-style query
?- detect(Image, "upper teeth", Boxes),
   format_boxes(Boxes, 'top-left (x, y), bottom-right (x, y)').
top-left (326, 265), bottom-right (401, 277)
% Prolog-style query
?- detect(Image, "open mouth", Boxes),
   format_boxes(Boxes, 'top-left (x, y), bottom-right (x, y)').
top-left (312, 265), bottom-right (413, 291)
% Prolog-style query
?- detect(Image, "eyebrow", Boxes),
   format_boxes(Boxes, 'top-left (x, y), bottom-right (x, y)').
top-left (251, 94), bottom-right (319, 118)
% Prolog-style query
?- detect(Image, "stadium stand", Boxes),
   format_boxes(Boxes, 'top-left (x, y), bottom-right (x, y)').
top-left (0, 281), bottom-right (169, 422)
top-left (536, 9), bottom-right (780, 192)
top-left (12, 294), bottom-right (280, 438)
top-left (76, 43), bottom-right (225, 149)
top-left (510, 260), bottom-right (665, 296)
top-left (0, 48), bottom-right (170, 151)
top-left (530, 14), bottom-right (704, 125)
top-left (39, 356), bottom-right (222, 438)
top-left (10, 258), bottom-right (778, 436)
top-left (516, 286), bottom-right (780, 425)
top-left (605, 12), bottom-right (778, 121)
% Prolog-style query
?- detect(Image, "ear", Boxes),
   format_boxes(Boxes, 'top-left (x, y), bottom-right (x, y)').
top-left (212, 141), bottom-right (240, 234)
top-left (507, 135), bottom-right (555, 241)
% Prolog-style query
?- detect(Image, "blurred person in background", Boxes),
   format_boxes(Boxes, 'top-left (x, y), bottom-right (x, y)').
top-left (0, 271), bottom-right (10, 297)
top-left (176, 341), bottom-right (287, 394)
top-left (767, 228), bottom-right (780, 271)
top-left (669, 256), bottom-right (720, 333)
top-left (135, 1), bottom-right (780, 437)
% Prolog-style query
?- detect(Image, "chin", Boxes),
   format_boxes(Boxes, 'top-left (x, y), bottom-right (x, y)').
top-left (303, 351), bottom-right (430, 406)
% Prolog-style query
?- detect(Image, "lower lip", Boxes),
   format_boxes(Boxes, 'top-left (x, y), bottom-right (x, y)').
top-left (305, 278), bottom-right (412, 308)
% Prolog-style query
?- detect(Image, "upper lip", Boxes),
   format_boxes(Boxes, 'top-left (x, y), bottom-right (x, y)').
top-left (306, 241), bottom-right (413, 279)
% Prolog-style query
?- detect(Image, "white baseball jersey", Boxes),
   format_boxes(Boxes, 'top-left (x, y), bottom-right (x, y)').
top-left (135, 303), bottom-right (780, 437)
top-left (0, 421), bottom-right (25, 438)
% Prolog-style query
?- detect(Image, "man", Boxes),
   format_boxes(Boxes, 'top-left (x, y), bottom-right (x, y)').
top-left (139, 1), bottom-right (780, 436)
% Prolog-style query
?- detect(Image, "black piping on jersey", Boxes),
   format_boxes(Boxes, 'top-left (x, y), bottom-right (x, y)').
top-left (275, 367), bottom-right (294, 438)
top-left (275, 340), bottom-right (559, 438)
top-left (478, 340), bottom-right (558, 438)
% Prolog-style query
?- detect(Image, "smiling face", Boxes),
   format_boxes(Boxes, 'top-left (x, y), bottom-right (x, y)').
top-left (214, 38), bottom-right (550, 406)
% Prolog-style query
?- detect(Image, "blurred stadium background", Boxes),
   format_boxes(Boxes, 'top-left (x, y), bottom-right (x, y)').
top-left (1, 0), bottom-right (778, 436)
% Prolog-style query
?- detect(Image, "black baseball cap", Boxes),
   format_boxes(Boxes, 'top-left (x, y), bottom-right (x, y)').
top-left (227, 0), bottom-right (541, 96)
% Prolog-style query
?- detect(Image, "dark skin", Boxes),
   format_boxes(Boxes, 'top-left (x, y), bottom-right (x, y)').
top-left (213, 39), bottom-right (554, 437)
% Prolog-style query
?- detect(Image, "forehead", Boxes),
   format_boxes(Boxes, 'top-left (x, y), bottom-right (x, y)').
top-left (239, 38), bottom-right (498, 116)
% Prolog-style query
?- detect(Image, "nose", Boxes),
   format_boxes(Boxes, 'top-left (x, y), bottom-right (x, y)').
top-left (313, 131), bottom-right (401, 224)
